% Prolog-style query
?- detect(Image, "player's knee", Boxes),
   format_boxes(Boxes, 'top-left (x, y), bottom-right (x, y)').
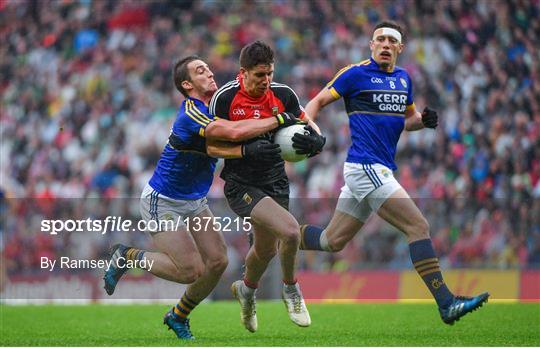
top-left (206, 254), bottom-right (228, 275)
top-left (281, 231), bottom-right (300, 247)
top-left (280, 221), bottom-right (300, 246)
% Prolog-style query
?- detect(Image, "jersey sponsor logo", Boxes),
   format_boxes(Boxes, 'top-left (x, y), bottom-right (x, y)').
top-left (373, 94), bottom-right (406, 104)
top-left (348, 90), bottom-right (409, 115)
top-left (232, 108), bottom-right (246, 116)
top-left (371, 77), bottom-right (383, 84)
top-left (372, 93), bottom-right (407, 113)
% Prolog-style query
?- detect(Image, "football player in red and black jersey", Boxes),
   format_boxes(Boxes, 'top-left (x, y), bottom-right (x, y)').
top-left (209, 41), bottom-right (325, 332)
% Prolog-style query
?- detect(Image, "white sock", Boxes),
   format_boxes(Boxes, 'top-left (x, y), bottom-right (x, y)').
top-left (319, 230), bottom-right (332, 251)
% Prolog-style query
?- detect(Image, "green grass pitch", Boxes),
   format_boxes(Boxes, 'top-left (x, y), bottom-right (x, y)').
top-left (1, 302), bottom-right (539, 346)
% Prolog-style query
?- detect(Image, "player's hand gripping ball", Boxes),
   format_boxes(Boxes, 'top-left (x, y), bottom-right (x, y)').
top-left (273, 124), bottom-right (311, 162)
top-left (291, 125), bottom-right (326, 158)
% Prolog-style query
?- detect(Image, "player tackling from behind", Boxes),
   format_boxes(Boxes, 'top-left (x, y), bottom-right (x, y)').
top-left (298, 21), bottom-right (489, 325)
top-left (103, 55), bottom-right (300, 340)
top-left (209, 41), bottom-right (325, 332)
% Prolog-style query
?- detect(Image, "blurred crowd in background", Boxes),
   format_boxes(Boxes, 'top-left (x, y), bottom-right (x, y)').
top-left (1, 0), bottom-right (539, 277)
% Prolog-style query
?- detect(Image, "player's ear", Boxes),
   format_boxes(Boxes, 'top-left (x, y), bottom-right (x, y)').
top-left (181, 80), bottom-right (193, 92)
top-left (240, 67), bottom-right (248, 79)
top-left (397, 43), bottom-right (404, 54)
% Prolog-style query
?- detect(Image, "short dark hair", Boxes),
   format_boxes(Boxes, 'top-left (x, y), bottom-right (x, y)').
top-left (374, 20), bottom-right (405, 43)
top-left (173, 55), bottom-right (201, 98)
top-left (239, 41), bottom-right (274, 70)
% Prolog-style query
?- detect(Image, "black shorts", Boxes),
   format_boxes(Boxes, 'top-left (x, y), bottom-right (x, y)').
top-left (223, 178), bottom-right (290, 218)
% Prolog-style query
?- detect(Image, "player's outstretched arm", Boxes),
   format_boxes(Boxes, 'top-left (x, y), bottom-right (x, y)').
top-left (205, 112), bottom-right (299, 142)
top-left (304, 87), bottom-right (340, 122)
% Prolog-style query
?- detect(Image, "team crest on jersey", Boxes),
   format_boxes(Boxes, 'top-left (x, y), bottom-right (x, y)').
top-left (272, 106), bottom-right (279, 116)
top-left (400, 78), bottom-right (407, 88)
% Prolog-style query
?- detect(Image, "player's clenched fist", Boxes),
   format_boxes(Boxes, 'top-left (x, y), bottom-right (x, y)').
top-left (421, 106), bottom-right (438, 129)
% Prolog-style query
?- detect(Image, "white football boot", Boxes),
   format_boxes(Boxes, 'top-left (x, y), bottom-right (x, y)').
top-left (282, 282), bottom-right (311, 327)
top-left (231, 280), bottom-right (258, 332)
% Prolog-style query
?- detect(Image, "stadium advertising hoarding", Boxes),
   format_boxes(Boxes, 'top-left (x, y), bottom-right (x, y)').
top-left (3, 270), bottom-right (539, 304)
top-left (287, 270), bottom-right (540, 303)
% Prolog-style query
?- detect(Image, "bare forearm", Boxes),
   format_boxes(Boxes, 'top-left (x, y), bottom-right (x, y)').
top-left (303, 115), bottom-right (322, 134)
top-left (206, 140), bottom-right (242, 159)
top-left (305, 87), bottom-right (338, 122)
top-left (232, 118), bottom-right (278, 141)
top-left (305, 100), bottom-right (323, 122)
top-left (405, 112), bottom-right (424, 131)
top-left (205, 118), bottom-right (277, 142)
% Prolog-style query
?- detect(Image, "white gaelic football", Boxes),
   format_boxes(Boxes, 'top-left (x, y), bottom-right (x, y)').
top-left (273, 124), bottom-right (309, 162)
